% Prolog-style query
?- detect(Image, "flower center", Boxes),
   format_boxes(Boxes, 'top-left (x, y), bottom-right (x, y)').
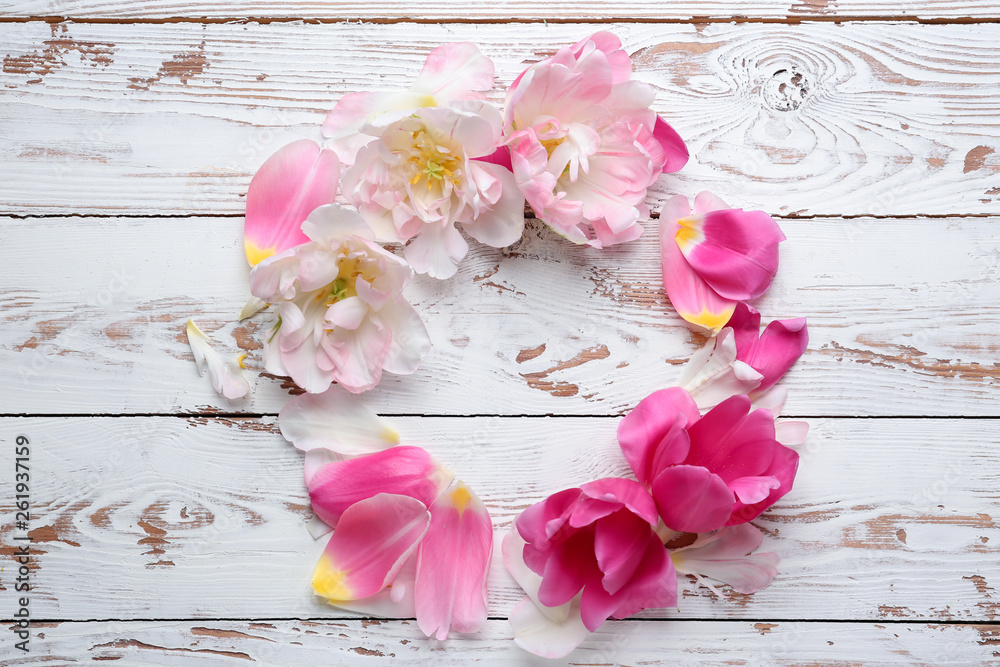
top-left (406, 130), bottom-right (460, 188)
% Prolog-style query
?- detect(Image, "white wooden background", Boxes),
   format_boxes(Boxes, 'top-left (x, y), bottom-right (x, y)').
top-left (1, 1), bottom-right (999, 664)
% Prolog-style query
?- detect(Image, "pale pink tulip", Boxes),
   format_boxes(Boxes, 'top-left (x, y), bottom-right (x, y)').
top-left (660, 192), bottom-right (785, 332)
top-left (671, 524), bottom-right (780, 595)
top-left (618, 388), bottom-right (799, 533)
top-left (323, 42), bottom-right (496, 165)
top-left (342, 102), bottom-right (524, 279)
top-left (503, 32), bottom-right (688, 248)
top-left (244, 139), bottom-right (340, 266)
top-left (514, 478), bottom-right (677, 634)
top-left (249, 204), bottom-right (430, 394)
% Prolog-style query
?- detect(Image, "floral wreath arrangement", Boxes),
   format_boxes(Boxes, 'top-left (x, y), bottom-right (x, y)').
top-left (185, 34), bottom-right (809, 658)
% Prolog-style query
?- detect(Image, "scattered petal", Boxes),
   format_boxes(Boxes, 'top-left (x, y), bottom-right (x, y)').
top-left (186, 319), bottom-right (250, 399)
top-left (278, 387), bottom-right (399, 454)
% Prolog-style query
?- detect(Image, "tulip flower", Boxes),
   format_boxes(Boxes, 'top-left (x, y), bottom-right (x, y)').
top-left (243, 139), bottom-right (340, 266)
top-left (503, 32), bottom-right (688, 248)
top-left (249, 204), bottom-right (431, 394)
top-left (342, 101), bottom-right (525, 279)
top-left (680, 302), bottom-right (808, 409)
top-left (618, 388), bottom-right (799, 533)
top-left (509, 477), bottom-right (677, 654)
top-left (660, 192), bottom-right (785, 332)
top-left (323, 42), bottom-right (496, 165)
top-left (185, 319), bottom-right (250, 399)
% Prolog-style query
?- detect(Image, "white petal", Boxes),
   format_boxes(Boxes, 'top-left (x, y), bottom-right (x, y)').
top-left (186, 320), bottom-right (251, 400)
top-left (302, 447), bottom-right (342, 486)
top-left (680, 328), bottom-right (762, 410)
top-left (278, 386), bottom-right (399, 454)
top-left (325, 296), bottom-right (369, 330)
top-left (460, 163), bottom-right (526, 248)
top-left (510, 595), bottom-right (591, 659)
top-left (775, 420), bottom-right (810, 447)
top-left (238, 295), bottom-right (268, 320)
top-left (378, 299), bottom-right (432, 376)
top-left (301, 204), bottom-right (374, 247)
top-left (752, 386), bottom-right (788, 415)
top-left (403, 223), bottom-right (469, 279)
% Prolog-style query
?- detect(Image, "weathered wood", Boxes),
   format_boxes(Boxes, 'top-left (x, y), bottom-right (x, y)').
top-left (1, 216), bottom-right (998, 416)
top-left (2, 0), bottom-right (999, 21)
top-left (1, 22), bottom-right (999, 216)
top-left (1, 416), bottom-right (997, 623)
top-left (12, 619), bottom-right (1000, 665)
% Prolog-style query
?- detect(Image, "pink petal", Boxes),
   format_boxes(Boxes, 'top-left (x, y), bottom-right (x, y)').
top-left (313, 494), bottom-right (430, 602)
top-left (244, 140), bottom-right (340, 266)
top-left (593, 511), bottom-right (650, 595)
top-left (617, 387), bottom-right (699, 485)
top-left (653, 115), bottom-right (689, 173)
top-left (579, 532), bottom-right (677, 632)
top-left (728, 475), bottom-right (781, 505)
top-left (403, 223), bottom-right (469, 280)
top-left (415, 481), bottom-right (494, 640)
top-left (775, 420), bottom-right (810, 447)
top-left (412, 42), bottom-right (495, 102)
top-left (728, 444), bottom-right (799, 525)
top-left (685, 396), bottom-right (777, 483)
top-left (678, 208), bottom-right (786, 302)
top-left (537, 529), bottom-right (597, 608)
top-left (578, 478), bottom-right (659, 526)
top-left (751, 317), bottom-right (809, 393)
top-left (472, 145), bottom-right (513, 171)
top-left (516, 487), bottom-right (582, 555)
top-left (308, 446), bottom-right (451, 527)
top-left (651, 465), bottom-right (734, 533)
top-left (660, 197), bottom-right (736, 332)
top-left (726, 301), bottom-right (763, 359)
top-left (574, 32), bottom-right (631, 84)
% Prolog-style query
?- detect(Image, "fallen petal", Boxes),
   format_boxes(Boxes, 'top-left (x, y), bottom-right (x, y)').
top-left (186, 319), bottom-right (250, 399)
top-left (278, 386), bottom-right (399, 454)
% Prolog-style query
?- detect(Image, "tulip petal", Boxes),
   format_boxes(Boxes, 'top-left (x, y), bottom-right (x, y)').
top-left (579, 478), bottom-right (659, 526)
top-left (308, 446), bottom-right (453, 527)
top-left (537, 529), bottom-right (596, 608)
top-left (415, 481), bottom-right (494, 639)
top-left (672, 524), bottom-right (780, 595)
top-left (238, 295), bottom-right (268, 321)
top-left (617, 387), bottom-right (699, 485)
top-left (460, 162), bottom-right (526, 248)
top-left (186, 319), bottom-right (250, 399)
top-left (727, 444), bottom-right (799, 525)
top-left (278, 386), bottom-right (399, 454)
top-left (378, 299), bottom-right (433, 376)
top-left (775, 420), bottom-right (810, 447)
top-left (677, 208), bottom-right (785, 302)
top-left (653, 115), bottom-right (689, 173)
top-left (509, 595), bottom-right (591, 659)
top-left (751, 317), bottom-right (809, 393)
top-left (660, 196), bottom-right (736, 332)
top-left (324, 557), bottom-right (417, 617)
top-left (685, 395), bottom-right (776, 482)
top-left (593, 511), bottom-right (650, 595)
top-left (313, 494), bottom-right (430, 602)
top-left (729, 475), bottom-right (781, 505)
top-left (403, 222), bottom-right (469, 280)
top-left (652, 465), bottom-right (734, 533)
top-left (412, 42), bottom-right (495, 102)
top-left (244, 140), bottom-right (340, 266)
top-left (679, 327), bottom-right (764, 410)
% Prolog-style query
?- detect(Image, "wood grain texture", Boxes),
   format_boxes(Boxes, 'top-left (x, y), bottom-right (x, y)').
top-left (2, 0), bottom-right (1000, 21)
top-left (12, 620), bottom-right (1000, 665)
top-left (1, 416), bottom-right (998, 623)
top-left (1, 216), bottom-right (998, 417)
top-left (1, 22), bottom-right (999, 216)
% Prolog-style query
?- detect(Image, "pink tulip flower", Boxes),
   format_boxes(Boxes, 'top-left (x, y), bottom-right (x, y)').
top-left (514, 478), bottom-right (677, 635)
top-left (660, 192), bottom-right (786, 332)
top-left (617, 388), bottom-right (799, 533)
top-left (503, 32), bottom-right (688, 248)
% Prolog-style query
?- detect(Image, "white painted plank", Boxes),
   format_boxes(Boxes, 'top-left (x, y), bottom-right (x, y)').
top-left (2, 0), bottom-right (999, 20)
top-left (1, 22), bottom-right (998, 216)
top-left (1, 216), bottom-right (998, 416)
top-left (14, 620), bottom-right (1000, 665)
top-left (1, 416), bottom-right (997, 622)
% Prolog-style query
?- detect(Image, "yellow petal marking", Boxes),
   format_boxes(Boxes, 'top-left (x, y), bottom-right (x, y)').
top-left (680, 306), bottom-right (736, 334)
top-left (674, 216), bottom-right (702, 251)
top-left (244, 240), bottom-right (275, 267)
top-left (450, 485), bottom-right (472, 515)
top-left (313, 555), bottom-right (354, 601)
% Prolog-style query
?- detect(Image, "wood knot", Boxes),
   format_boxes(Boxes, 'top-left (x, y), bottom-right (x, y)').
top-left (763, 68), bottom-right (810, 111)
